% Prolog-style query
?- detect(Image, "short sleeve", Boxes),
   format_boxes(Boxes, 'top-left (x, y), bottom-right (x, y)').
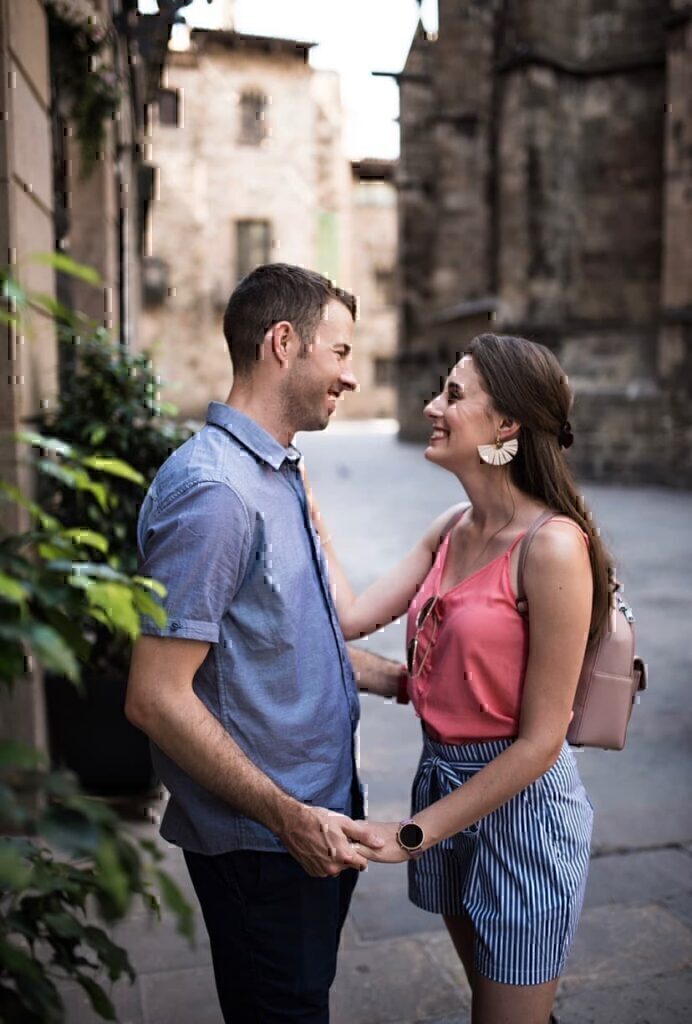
top-left (138, 480), bottom-right (251, 643)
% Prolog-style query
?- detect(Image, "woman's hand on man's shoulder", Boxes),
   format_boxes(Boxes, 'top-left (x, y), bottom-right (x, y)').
top-left (422, 501), bottom-right (471, 555)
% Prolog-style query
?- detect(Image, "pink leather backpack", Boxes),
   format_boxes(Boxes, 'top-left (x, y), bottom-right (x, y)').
top-left (516, 511), bottom-right (647, 750)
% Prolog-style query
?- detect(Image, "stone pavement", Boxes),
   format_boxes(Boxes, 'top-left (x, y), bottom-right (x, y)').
top-left (59, 425), bottom-right (692, 1023)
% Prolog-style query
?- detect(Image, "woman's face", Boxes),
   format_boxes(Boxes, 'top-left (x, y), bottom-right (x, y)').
top-left (423, 355), bottom-right (498, 466)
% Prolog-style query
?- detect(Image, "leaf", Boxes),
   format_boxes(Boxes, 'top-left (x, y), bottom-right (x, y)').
top-left (32, 252), bottom-right (102, 286)
top-left (41, 806), bottom-right (103, 856)
top-left (138, 838), bottom-right (163, 861)
top-left (16, 430), bottom-right (76, 458)
top-left (0, 782), bottom-right (29, 828)
top-left (95, 839), bottom-right (130, 917)
top-left (42, 609), bottom-right (91, 662)
top-left (82, 456), bottom-right (145, 486)
top-left (154, 868), bottom-right (195, 941)
top-left (0, 936), bottom-right (43, 980)
top-left (8, 973), bottom-right (64, 1024)
top-left (43, 911), bottom-right (85, 940)
top-left (132, 575), bottom-right (166, 599)
top-left (60, 562), bottom-right (129, 584)
top-left (0, 481), bottom-right (58, 529)
top-left (132, 587), bottom-right (166, 627)
top-left (0, 982), bottom-right (47, 1024)
top-left (0, 843), bottom-right (33, 889)
top-left (26, 623), bottom-right (80, 681)
top-left (1, 278), bottom-right (27, 306)
top-left (75, 975), bottom-right (117, 1021)
top-left (83, 583), bottom-right (140, 639)
top-left (38, 540), bottom-right (76, 561)
top-left (28, 291), bottom-right (78, 323)
top-left (88, 425), bottom-right (107, 446)
top-left (61, 528), bottom-right (109, 554)
top-left (62, 792), bottom-right (116, 827)
top-left (0, 572), bottom-right (28, 604)
top-left (82, 925), bottom-right (134, 982)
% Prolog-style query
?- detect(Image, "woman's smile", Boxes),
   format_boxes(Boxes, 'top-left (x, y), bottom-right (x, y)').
top-left (428, 426), bottom-right (450, 446)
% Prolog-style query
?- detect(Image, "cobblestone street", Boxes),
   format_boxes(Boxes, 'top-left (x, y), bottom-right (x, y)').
top-left (61, 425), bottom-right (692, 1024)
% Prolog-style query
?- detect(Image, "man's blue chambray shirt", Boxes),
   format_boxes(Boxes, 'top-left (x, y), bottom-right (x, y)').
top-left (137, 402), bottom-right (361, 855)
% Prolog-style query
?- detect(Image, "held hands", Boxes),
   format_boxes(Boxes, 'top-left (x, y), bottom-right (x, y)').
top-left (279, 804), bottom-right (386, 877)
top-left (352, 821), bottom-right (410, 864)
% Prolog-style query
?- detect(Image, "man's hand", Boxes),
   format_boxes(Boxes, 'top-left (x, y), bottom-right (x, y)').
top-left (278, 804), bottom-right (385, 877)
top-left (355, 821), bottom-right (409, 864)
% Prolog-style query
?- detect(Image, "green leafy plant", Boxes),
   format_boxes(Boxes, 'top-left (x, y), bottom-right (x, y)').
top-left (26, 278), bottom-right (191, 677)
top-left (0, 441), bottom-right (193, 1023)
top-left (0, 255), bottom-right (194, 1022)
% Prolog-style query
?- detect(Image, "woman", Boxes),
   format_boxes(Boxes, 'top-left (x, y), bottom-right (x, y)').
top-left (308, 333), bottom-right (610, 1024)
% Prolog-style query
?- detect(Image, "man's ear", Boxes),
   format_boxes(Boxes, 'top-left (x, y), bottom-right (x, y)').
top-left (269, 321), bottom-right (294, 370)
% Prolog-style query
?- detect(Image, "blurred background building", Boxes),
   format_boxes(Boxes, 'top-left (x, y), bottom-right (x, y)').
top-left (396, 0), bottom-right (692, 487)
top-left (140, 16), bottom-right (398, 419)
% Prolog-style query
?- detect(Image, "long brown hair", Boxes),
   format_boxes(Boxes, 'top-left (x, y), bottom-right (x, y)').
top-left (466, 332), bottom-right (611, 642)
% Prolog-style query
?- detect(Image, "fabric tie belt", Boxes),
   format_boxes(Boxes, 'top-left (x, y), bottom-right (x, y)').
top-left (417, 754), bottom-right (485, 840)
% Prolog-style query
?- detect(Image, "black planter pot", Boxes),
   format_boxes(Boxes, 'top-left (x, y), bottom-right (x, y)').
top-left (44, 665), bottom-right (155, 796)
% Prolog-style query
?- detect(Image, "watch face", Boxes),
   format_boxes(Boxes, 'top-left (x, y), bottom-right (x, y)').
top-left (399, 822), bottom-right (424, 850)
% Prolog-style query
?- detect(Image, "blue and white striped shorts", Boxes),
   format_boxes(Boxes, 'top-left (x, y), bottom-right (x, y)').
top-left (409, 733), bottom-right (594, 986)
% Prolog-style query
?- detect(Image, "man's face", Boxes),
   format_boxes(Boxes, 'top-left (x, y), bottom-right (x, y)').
top-left (284, 299), bottom-right (357, 432)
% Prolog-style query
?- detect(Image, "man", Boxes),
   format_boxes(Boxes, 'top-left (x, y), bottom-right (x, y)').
top-left (126, 263), bottom-right (403, 1022)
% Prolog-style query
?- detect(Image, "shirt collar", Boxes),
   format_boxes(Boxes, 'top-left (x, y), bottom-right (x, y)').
top-left (206, 402), bottom-right (301, 470)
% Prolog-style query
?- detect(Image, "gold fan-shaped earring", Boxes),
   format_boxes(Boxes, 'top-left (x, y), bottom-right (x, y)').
top-left (477, 436), bottom-right (518, 466)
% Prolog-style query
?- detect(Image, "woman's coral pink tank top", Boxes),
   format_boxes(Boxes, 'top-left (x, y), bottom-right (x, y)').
top-left (406, 507), bottom-right (591, 744)
top-left (407, 511), bottom-right (589, 744)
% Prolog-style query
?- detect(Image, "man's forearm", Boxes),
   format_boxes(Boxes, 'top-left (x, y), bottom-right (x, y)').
top-left (138, 687), bottom-right (299, 836)
top-left (348, 645), bottom-right (405, 698)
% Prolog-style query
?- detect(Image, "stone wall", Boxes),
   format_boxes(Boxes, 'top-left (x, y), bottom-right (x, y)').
top-left (398, 0), bottom-right (692, 487)
top-left (659, 2), bottom-right (692, 487)
top-left (0, 0), bottom-right (56, 751)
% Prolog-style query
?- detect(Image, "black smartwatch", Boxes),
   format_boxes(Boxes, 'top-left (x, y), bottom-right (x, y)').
top-left (396, 818), bottom-right (425, 858)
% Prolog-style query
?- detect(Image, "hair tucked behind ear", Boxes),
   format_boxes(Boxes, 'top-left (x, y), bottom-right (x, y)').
top-left (466, 333), bottom-right (611, 643)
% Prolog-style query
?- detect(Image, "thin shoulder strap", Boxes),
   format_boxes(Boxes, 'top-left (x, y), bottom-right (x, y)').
top-left (516, 511), bottom-right (556, 616)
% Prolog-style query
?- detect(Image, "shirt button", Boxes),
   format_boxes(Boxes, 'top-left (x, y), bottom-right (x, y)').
top-left (170, 621), bottom-right (180, 632)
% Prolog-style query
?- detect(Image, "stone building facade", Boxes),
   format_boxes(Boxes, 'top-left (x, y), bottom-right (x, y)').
top-left (397, 0), bottom-right (692, 487)
top-left (140, 29), bottom-right (397, 420)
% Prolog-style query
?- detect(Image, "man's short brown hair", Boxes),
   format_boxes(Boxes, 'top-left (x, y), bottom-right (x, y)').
top-left (223, 263), bottom-right (357, 377)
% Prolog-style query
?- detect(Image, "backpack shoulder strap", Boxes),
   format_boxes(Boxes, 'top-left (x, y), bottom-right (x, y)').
top-left (516, 511), bottom-right (557, 616)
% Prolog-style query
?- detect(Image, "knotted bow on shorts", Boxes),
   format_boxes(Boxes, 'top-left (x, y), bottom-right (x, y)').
top-left (416, 752), bottom-right (483, 839)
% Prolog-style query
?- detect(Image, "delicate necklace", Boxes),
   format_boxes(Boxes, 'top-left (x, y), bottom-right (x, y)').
top-left (455, 509), bottom-right (516, 579)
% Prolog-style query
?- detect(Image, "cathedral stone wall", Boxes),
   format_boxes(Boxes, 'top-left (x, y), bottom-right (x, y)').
top-left (398, 0), bottom-right (692, 487)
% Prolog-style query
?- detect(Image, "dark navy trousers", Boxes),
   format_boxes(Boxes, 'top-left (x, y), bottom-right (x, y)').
top-left (184, 848), bottom-right (358, 1023)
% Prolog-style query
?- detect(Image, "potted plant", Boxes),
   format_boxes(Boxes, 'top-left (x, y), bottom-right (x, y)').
top-left (9, 262), bottom-right (191, 794)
